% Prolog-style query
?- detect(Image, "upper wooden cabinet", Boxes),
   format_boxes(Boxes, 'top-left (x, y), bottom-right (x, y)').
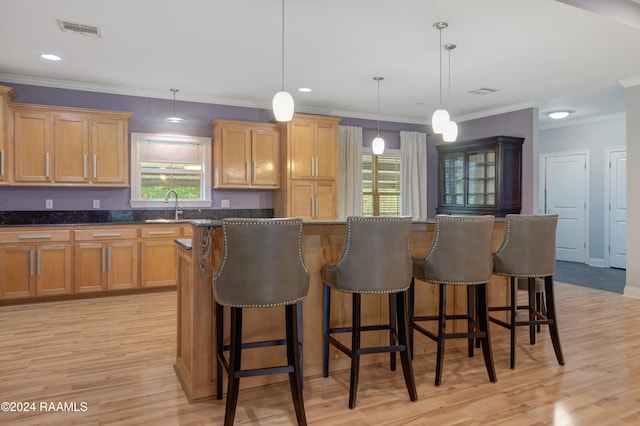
top-left (275, 114), bottom-right (341, 220)
top-left (436, 135), bottom-right (524, 217)
top-left (212, 119), bottom-right (280, 189)
top-left (0, 85), bottom-right (17, 184)
top-left (9, 103), bottom-right (131, 186)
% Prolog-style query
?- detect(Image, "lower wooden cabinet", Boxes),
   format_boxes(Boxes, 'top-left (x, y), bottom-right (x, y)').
top-left (290, 180), bottom-right (337, 221)
top-left (140, 225), bottom-right (182, 288)
top-left (74, 228), bottom-right (139, 292)
top-left (0, 230), bottom-right (72, 299)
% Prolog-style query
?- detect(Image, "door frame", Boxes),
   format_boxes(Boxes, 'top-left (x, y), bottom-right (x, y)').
top-left (538, 149), bottom-right (590, 264)
top-left (604, 146), bottom-right (627, 268)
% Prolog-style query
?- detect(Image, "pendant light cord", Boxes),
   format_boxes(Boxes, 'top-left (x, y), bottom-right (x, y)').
top-left (281, 0), bottom-right (285, 91)
top-left (439, 27), bottom-right (443, 108)
top-left (377, 78), bottom-right (380, 136)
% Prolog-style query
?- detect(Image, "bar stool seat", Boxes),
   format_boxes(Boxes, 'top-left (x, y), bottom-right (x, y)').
top-left (490, 214), bottom-right (565, 369)
top-left (322, 216), bottom-right (417, 409)
top-left (409, 214), bottom-right (497, 387)
top-left (213, 218), bottom-right (310, 426)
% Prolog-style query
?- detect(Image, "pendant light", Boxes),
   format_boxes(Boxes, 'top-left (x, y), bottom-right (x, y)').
top-left (442, 44), bottom-right (458, 142)
top-left (166, 89), bottom-right (185, 123)
top-left (272, 0), bottom-right (294, 122)
top-left (372, 76), bottom-right (385, 155)
top-left (431, 22), bottom-right (449, 134)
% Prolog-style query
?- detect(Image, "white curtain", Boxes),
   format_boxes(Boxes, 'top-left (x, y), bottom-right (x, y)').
top-left (400, 131), bottom-right (427, 220)
top-left (338, 125), bottom-right (363, 220)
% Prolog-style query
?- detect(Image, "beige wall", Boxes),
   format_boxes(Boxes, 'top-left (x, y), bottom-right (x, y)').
top-left (624, 84), bottom-right (640, 297)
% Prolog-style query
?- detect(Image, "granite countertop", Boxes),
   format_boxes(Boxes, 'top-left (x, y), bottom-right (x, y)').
top-left (174, 238), bottom-right (193, 250)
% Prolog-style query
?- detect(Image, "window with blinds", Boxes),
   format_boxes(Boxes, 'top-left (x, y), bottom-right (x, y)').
top-left (362, 150), bottom-right (401, 216)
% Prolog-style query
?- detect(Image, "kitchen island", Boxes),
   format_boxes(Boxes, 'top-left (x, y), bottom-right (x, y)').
top-left (175, 220), bottom-right (508, 402)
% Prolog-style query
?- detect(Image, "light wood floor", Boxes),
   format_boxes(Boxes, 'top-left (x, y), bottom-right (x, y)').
top-left (2, 282), bottom-right (640, 425)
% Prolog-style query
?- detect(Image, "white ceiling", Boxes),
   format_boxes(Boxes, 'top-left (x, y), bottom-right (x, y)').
top-left (1, 0), bottom-right (640, 128)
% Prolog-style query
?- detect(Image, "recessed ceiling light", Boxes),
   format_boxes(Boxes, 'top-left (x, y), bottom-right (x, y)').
top-left (40, 53), bottom-right (62, 61)
top-left (548, 111), bottom-right (572, 119)
top-left (298, 87), bottom-right (312, 93)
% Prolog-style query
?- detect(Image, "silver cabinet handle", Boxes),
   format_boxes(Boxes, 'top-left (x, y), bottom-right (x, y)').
top-left (147, 231), bottom-right (175, 235)
top-left (102, 247), bottom-right (106, 272)
top-left (37, 250), bottom-right (42, 276)
top-left (108, 247), bottom-right (112, 272)
top-left (18, 234), bottom-right (52, 240)
top-left (245, 161), bottom-right (249, 181)
top-left (93, 154), bottom-right (97, 179)
top-left (92, 233), bottom-right (121, 238)
top-left (315, 157), bottom-right (319, 177)
top-left (45, 152), bottom-right (50, 178)
top-left (1, 149), bottom-right (4, 177)
top-left (29, 249), bottom-right (35, 277)
top-left (83, 154), bottom-right (87, 179)
top-left (315, 196), bottom-right (319, 217)
top-left (253, 161), bottom-right (257, 181)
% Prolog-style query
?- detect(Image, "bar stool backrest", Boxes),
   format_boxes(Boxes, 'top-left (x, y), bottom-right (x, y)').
top-left (332, 216), bottom-right (413, 293)
top-left (493, 214), bottom-right (558, 277)
top-left (213, 218), bottom-right (309, 307)
top-left (422, 215), bottom-right (494, 285)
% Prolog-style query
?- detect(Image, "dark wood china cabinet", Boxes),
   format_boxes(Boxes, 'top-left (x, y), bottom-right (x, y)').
top-left (436, 136), bottom-right (524, 217)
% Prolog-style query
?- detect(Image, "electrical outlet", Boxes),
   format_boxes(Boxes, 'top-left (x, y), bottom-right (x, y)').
top-left (45, 199), bottom-right (53, 209)
top-left (92, 199), bottom-right (100, 209)
top-left (221, 199), bottom-right (230, 208)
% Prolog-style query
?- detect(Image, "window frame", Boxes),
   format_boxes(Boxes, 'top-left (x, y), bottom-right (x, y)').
top-left (130, 132), bottom-right (212, 208)
top-left (362, 147), bottom-right (401, 217)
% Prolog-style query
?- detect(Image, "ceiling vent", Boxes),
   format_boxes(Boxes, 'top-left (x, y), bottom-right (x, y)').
top-left (58, 20), bottom-right (101, 37)
top-left (468, 87), bottom-right (499, 95)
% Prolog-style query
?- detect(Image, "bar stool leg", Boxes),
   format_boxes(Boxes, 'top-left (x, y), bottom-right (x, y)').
top-left (467, 286), bottom-right (475, 357)
top-left (286, 304), bottom-right (307, 425)
top-left (322, 283), bottom-right (331, 378)
top-left (224, 307), bottom-right (243, 426)
top-left (389, 293), bottom-right (397, 371)
top-left (349, 293), bottom-right (362, 409)
top-left (544, 276), bottom-right (565, 365)
top-left (435, 283), bottom-right (447, 387)
top-left (477, 283), bottom-right (497, 383)
top-left (408, 279), bottom-right (415, 359)
top-left (215, 301), bottom-right (224, 400)
top-left (509, 276), bottom-right (517, 369)
top-left (396, 290), bottom-right (418, 401)
top-left (527, 277), bottom-right (537, 345)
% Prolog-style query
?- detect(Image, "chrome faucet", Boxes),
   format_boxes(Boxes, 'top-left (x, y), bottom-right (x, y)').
top-left (164, 189), bottom-right (182, 220)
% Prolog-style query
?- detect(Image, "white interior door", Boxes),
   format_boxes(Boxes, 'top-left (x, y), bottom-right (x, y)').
top-left (609, 150), bottom-right (627, 269)
top-left (544, 153), bottom-right (587, 263)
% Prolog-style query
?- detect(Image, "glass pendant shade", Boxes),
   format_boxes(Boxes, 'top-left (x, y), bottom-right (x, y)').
top-left (272, 90), bottom-right (294, 122)
top-left (166, 89), bottom-right (185, 123)
top-left (442, 120), bottom-right (458, 142)
top-left (431, 109), bottom-right (450, 134)
top-left (372, 136), bottom-right (385, 155)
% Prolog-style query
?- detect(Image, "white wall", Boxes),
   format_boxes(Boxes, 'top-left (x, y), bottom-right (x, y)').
top-left (625, 85), bottom-right (640, 298)
top-left (539, 114), bottom-right (626, 264)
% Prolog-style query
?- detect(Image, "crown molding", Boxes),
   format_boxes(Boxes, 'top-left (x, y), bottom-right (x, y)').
top-left (619, 75), bottom-right (640, 88)
top-left (455, 101), bottom-right (538, 123)
top-left (539, 111), bottom-right (626, 130)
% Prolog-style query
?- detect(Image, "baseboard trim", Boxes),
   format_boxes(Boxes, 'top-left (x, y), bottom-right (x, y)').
top-left (624, 286), bottom-right (640, 299)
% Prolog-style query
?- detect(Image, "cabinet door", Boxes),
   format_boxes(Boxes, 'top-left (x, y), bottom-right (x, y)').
top-left (218, 125), bottom-right (251, 187)
top-left (13, 110), bottom-right (53, 182)
top-left (107, 241), bottom-right (138, 290)
top-left (91, 117), bottom-right (127, 184)
top-left (36, 244), bottom-right (72, 296)
top-left (290, 119), bottom-right (314, 179)
top-left (466, 149), bottom-right (496, 207)
top-left (314, 121), bottom-right (337, 180)
top-left (54, 114), bottom-right (90, 183)
top-left (315, 180), bottom-right (337, 221)
top-left (74, 242), bottom-right (106, 293)
top-left (140, 239), bottom-right (177, 287)
top-left (251, 128), bottom-right (279, 187)
top-left (290, 180), bottom-right (315, 220)
top-left (440, 152), bottom-right (465, 206)
top-left (0, 245), bottom-right (35, 299)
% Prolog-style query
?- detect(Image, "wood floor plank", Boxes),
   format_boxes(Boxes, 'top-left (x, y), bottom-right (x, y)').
top-left (1, 282), bottom-right (640, 425)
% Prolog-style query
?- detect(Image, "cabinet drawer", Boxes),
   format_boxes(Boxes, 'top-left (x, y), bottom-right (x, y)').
top-left (74, 228), bottom-right (138, 241)
top-left (0, 230), bottom-right (70, 244)
top-left (140, 226), bottom-right (182, 239)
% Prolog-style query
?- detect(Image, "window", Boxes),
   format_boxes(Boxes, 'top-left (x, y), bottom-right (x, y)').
top-left (362, 148), bottom-right (401, 216)
top-left (130, 132), bottom-right (212, 208)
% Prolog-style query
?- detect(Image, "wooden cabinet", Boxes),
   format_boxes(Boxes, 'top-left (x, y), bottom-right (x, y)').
top-left (74, 227), bottom-right (139, 292)
top-left (275, 114), bottom-right (341, 220)
top-left (212, 119), bottom-right (280, 189)
top-left (140, 225), bottom-right (182, 288)
top-left (0, 230), bottom-right (72, 299)
top-left (0, 85), bottom-right (17, 184)
top-left (9, 103), bottom-right (131, 186)
top-left (436, 136), bottom-right (524, 217)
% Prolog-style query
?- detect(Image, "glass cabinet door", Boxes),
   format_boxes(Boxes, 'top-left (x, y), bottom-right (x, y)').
top-left (440, 152), bottom-right (465, 205)
top-left (466, 149), bottom-right (496, 206)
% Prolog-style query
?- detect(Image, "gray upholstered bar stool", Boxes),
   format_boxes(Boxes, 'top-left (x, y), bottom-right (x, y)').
top-left (322, 216), bottom-right (417, 409)
top-left (409, 214), bottom-right (497, 387)
top-left (490, 214), bottom-right (565, 369)
top-left (213, 218), bottom-right (309, 426)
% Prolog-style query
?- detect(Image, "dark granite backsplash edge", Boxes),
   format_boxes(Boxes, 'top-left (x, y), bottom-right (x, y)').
top-left (0, 209), bottom-right (274, 226)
